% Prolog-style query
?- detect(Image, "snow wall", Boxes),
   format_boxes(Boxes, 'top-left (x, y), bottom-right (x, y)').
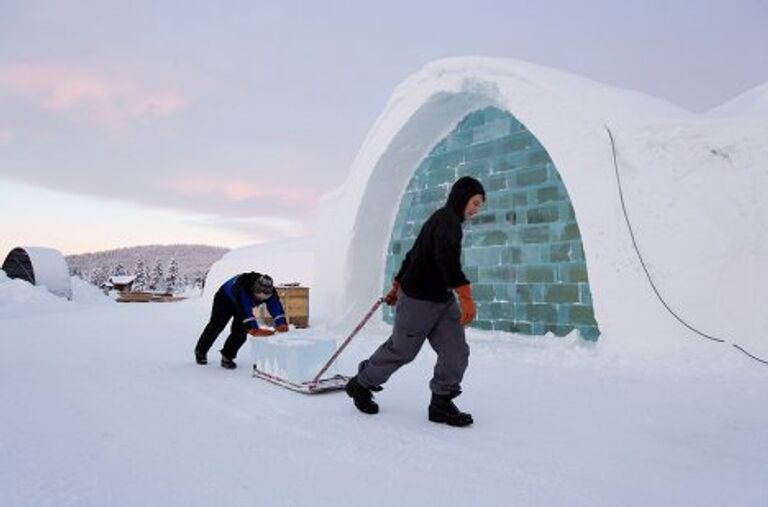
top-left (2, 246), bottom-right (73, 300)
top-left (313, 57), bottom-right (768, 358)
top-left (203, 238), bottom-right (314, 304)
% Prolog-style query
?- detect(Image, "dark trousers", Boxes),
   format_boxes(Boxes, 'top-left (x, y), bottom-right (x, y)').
top-left (357, 291), bottom-right (469, 396)
top-left (195, 289), bottom-right (247, 360)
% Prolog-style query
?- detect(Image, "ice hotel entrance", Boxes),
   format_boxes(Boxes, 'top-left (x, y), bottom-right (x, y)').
top-left (383, 107), bottom-right (600, 340)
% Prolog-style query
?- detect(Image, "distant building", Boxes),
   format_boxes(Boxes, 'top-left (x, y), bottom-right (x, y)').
top-left (106, 275), bottom-right (136, 293)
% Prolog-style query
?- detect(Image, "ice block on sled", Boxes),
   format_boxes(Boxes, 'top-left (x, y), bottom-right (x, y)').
top-left (250, 335), bottom-right (338, 384)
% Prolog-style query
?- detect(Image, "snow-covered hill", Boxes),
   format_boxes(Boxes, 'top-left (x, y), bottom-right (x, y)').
top-left (66, 244), bottom-right (229, 289)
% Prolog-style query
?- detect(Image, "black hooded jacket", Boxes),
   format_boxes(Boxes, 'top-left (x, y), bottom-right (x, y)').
top-left (395, 177), bottom-right (486, 302)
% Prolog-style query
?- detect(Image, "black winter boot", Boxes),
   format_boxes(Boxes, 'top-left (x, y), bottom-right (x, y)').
top-left (194, 349), bottom-right (207, 365)
top-left (345, 376), bottom-right (379, 414)
top-left (428, 392), bottom-right (473, 427)
top-left (220, 355), bottom-right (237, 370)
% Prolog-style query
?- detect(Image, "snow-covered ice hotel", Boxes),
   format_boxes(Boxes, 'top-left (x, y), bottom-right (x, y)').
top-left (313, 57), bottom-right (767, 356)
top-left (208, 57), bottom-right (765, 358)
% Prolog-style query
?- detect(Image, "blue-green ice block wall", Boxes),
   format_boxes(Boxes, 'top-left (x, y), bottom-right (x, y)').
top-left (383, 107), bottom-right (600, 340)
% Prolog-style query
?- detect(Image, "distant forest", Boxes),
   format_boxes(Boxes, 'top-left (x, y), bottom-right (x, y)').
top-left (67, 244), bottom-right (229, 293)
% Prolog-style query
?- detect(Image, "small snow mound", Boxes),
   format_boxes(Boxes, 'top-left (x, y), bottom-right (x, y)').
top-left (176, 285), bottom-right (203, 299)
top-left (70, 276), bottom-right (114, 305)
top-left (0, 272), bottom-right (113, 318)
top-left (0, 273), bottom-right (71, 318)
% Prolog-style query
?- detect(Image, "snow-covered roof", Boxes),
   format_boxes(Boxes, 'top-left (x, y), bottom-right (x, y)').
top-left (313, 56), bottom-right (767, 358)
top-left (109, 275), bottom-right (136, 285)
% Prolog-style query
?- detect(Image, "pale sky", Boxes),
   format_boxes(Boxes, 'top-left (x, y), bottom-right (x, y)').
top-left (1, 0), bottom-right (766, 255)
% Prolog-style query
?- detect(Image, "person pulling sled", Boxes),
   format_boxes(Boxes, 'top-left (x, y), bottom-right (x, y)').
top-left (346, 176), bottom-right (486, 427)
top-left (194, 272), bottom-right (289, 369)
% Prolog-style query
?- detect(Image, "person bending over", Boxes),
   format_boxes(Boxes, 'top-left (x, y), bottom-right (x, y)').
top-left (194, 272), bottom-right (289, 369)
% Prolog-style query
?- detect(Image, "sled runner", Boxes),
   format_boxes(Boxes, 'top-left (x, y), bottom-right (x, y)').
top-left (252, 368), bottom-right (350, 394)
top-left (252, 298), bottom-right (384, 394)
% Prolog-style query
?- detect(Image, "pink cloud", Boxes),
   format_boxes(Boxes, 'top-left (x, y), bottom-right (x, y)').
top-left (0, 64), bottom-right (187, 126)
top-left (168, 177), bottom-right (320, 206)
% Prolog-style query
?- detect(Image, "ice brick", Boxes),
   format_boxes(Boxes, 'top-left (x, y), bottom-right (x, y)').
top-left (250, 336), bottom-right (338, 383)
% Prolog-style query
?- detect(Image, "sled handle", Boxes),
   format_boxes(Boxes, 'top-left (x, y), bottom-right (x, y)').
top-left (311, 298), bottom-right (384, 383)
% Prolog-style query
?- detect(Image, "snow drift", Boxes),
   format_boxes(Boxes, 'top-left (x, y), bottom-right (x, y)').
top-left (0, 269), bottom-right (112, 318)
top-left (203, 237), bottom-right (314, 302)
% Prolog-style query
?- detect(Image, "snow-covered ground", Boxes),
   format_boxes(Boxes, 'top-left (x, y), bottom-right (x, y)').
top-left (0, 277), bottom-right (766, 506)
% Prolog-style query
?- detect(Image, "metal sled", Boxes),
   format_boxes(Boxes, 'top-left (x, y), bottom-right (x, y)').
top-left (252, 367), bottom-right (350, 394)
top-left (252, 298), bottom-right (384, 394)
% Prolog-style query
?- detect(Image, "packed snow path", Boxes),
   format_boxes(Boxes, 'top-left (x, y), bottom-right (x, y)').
top-left (1, 300), bottom-right (766, 506)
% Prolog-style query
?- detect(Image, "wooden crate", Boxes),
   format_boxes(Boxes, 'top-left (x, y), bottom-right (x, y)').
top-left (257, 285), bottom-right (310, 328)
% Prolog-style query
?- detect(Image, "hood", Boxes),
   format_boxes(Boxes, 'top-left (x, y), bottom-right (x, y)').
top-left (446, 176), bottom-right (486, 221)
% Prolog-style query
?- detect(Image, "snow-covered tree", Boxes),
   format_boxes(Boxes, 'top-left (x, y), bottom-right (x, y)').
top-left (89, 265), bottom-right (108, 287)
top-left (133, 257), bottom-right (147, 291)
top-left (165, 258), bottom-right (180, 294)
top-left (65, 245), bottom-right (227, 292)
top-left (113, 263), bottom-right (127, 277)
top-left (143, 264), bottom-right (152, 290)
top-left (149, 261), bottom-right (164, 292)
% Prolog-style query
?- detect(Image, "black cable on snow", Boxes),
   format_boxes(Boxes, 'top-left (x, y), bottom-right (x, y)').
top-left (605, 125), bottom-right (723, 343)
top-left (604, 124), bottom-right (768, 368)
top-left (732, 344), bottom-right (768, 366)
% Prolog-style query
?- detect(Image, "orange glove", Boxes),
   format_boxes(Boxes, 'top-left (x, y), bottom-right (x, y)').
top-left (384, 281), bottom-right (401, 306)
top-left (248, 328), bottom-right (275, 337)
top-left (455, 284), bottom-right (476, 326)
top-left (275, 323), bottom-right (289, 333)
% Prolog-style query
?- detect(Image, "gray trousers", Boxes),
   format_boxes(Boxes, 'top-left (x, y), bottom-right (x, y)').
top-left (357, 291), bottom-right (469, 396)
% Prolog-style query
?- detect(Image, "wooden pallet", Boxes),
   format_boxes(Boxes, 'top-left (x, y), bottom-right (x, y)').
top-left (116, 292), bottom-right (187, 303)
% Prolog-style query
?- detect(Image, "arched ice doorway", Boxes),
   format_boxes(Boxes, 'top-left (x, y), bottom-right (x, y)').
top-left (383, 107), bottom-right (600, 340)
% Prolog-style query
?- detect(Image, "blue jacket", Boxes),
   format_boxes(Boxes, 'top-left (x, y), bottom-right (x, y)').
top-left (221, 274), bottom-right (287, 331)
